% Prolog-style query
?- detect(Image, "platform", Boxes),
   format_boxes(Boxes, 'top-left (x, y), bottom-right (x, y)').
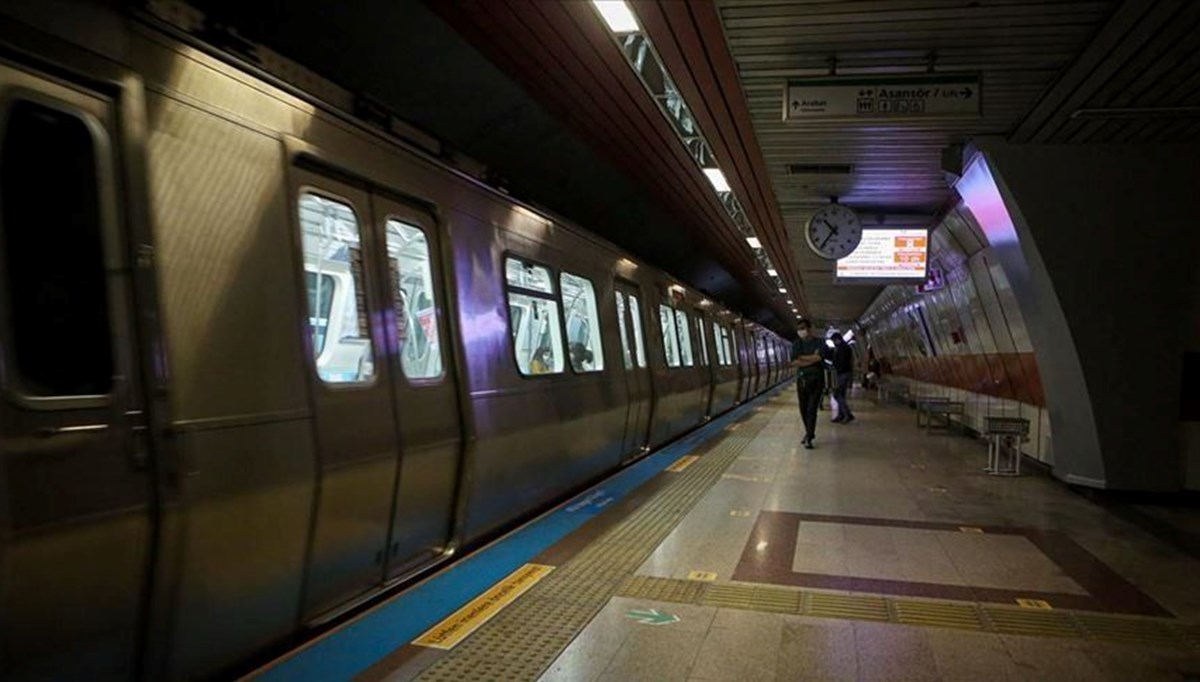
top-left (255, 389), bottom-right (1200, 682)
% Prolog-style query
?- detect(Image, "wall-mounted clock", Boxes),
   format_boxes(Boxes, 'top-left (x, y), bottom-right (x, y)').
top-left (805, 203), bottom-right (862, 260)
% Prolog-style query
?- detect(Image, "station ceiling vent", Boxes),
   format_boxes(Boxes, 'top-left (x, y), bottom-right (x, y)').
top-left (785, 163), bottom-right (854, 176)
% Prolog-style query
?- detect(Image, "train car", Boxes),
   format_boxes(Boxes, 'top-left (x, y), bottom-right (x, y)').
top-left (707, 309), bottom-right (741, 416)
top-left (0, 3), bottom-right (791, 680)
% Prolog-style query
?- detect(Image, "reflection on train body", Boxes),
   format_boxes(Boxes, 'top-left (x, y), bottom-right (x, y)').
top-left (0, 5), bottom-right (794, 681)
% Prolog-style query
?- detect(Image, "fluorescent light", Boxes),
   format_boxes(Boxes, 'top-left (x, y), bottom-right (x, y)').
top-left (767, 268), bottom-right (777, 276)
top-left (778, 287), bottom-right (787, 293)
top-left (844, 330), bottom-right (855, 341)
top-left (746, 237), bottom-right (761, 248)
top-left (826, 339), bottom-right (835, 348)
top-left (592, 0), bottom-right (640, 33)
top-left (787, 299), bottom-right (793, 304)
top-left (703, 167), bottom-right (730, 192)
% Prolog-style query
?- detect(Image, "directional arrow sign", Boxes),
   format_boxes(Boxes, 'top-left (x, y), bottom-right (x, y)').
top-left (625, 608), bottom-right (679, 626)
top-left (783, 73), bottom-right (980, 121)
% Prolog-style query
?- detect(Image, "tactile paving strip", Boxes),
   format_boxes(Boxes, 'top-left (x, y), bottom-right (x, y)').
top-left (615, 576), bottom-right (1200, 651)
top-left (415, 395), bottom-right (787, 681)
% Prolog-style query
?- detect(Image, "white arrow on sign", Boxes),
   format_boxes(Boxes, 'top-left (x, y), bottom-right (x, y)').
top-left (624, 608), bottom-right (679, 626)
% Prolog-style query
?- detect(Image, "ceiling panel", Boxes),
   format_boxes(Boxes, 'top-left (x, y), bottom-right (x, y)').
top-left (430, 0), bottom-right (804, 328)
top-left (1012, 0), bottom-right (1200, 143)
top-left (715, 0), bottom-right (1122, 323)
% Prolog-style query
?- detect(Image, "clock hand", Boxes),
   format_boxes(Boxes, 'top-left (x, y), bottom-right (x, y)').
top-left (819, 231), bottom-right (836, 249)
top-left (820, 219), bottom-right (840, 235)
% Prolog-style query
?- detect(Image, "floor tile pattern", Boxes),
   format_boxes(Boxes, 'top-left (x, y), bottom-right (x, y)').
top-left (537, 393), bottom-right (1200, 681)
top-left (615, 574), bottom-right (1197, 650)
top-left (412, 395), bottom-right (786, 681)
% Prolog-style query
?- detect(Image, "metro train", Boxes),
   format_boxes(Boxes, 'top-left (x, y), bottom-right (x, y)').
top-left (0, 4), bottom-right (792, 680)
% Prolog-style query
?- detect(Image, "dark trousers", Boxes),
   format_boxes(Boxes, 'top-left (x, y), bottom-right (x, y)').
top-left (833, 371), bottom-right (853, 419)
top-left (796, 373), bottom-right (824, 440)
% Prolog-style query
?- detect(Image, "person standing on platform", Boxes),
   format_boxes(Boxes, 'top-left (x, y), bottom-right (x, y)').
top-left (829, 332), bottom-right (855, 423)
top-left (791, 319), bottom-right (828, 449)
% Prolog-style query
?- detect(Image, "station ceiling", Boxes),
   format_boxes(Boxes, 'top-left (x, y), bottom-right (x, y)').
top-left (189, 0), bottom-right (1200, 330)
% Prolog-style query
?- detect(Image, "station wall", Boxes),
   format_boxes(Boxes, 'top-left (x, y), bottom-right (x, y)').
top-left (861, 206), bottom-right (1052, 464)
top-left (867, 141), bottom-right (1200, 492)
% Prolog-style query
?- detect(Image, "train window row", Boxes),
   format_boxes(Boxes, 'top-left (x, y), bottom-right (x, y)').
top-left (296, 192), bottom-right (759, 385)
top-left (298, 191), bottom-right (445, 386)
top-left (505, 256), bottom-right (605, 376)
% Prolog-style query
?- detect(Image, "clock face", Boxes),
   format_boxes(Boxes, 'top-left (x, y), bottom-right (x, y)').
top-left (805, 204), bottom-right (862, 260)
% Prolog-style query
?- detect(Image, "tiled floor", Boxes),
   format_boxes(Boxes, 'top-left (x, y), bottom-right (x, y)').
top-left (790, 522), bottom-right (1085, 594)
top-left (538, 392), bottom-right (1200, 681)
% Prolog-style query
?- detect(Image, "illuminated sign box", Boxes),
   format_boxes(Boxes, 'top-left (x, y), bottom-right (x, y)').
top-left (836, 228), bottom-right (929, 284)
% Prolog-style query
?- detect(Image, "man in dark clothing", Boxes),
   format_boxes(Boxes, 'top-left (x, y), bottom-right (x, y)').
top-left (829, 333), bottom-right (855, 423)
top-left (790, 319), bottom-right (828, 449)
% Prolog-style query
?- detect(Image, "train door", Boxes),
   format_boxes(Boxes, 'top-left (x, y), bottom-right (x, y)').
top-left (291, 169), bottom-right (402, 620)
top-left (0, 68), bottom-right (154, 680)
top-left (734, 324), bottom-right (748, 402)
top-left (695, 312), bottom-right (715, 418)
top-left (370, 195), bottom-right (462, 580)
top-left (614, 280), bottom-right (651, 461)
top-left (768, 339), bottom-right (777, 385)
top-left (746, 332), bottom-right (758, 396)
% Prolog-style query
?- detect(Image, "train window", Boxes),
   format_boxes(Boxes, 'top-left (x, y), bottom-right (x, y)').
top-left (674, 309), bottom-right (694, 366)
top-left (298, 192), bottom-right (376, 384)
top-left (506, 257), bottom-right (553, 293)
top-left (386, 220), bottom-right (443, 381)
top-left (305, 272), bottom-right (336, 356)
top-left (723, 327), bottom-right (734, 365)
top-left (628, 294), bottom-right (647, 368)
top-left (0, 99), bottom-right (113, 396)
top-left (712, 323), bottom-right (727, 365)
top-left (696, 317), bottom-right (709, 366)
top-left (560, 272), bottom-right (604, 373)
top-left (659, 304), bottom-right (680, 367)
top-left (506, 256), bottom-right (564, 376)
top-left (615, 292), bottom-right (632, 369)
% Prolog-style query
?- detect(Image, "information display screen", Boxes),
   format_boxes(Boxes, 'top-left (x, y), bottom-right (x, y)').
top-left (836, 228), bottom-right (929, 283)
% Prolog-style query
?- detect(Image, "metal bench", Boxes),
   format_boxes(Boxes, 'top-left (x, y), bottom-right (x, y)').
top-left (914, 396), bottom-right (949, 427)
top-left (983, 417), bottom-right (1030, 476)
top-left (924, 400), bottom-right (965, 433)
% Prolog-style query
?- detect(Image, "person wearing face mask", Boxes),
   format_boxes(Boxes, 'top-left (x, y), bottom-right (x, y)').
top-left (790, 319), bottom-right (829, 449)
top-left (829, 332), bottom-right (855, 424)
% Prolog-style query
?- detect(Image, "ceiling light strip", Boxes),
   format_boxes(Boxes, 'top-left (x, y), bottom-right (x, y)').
top-left (591, 0), bottom-right (792, 308)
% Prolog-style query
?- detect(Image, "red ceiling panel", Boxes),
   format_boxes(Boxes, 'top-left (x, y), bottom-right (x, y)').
top-left (633, 0), bottom-right (805, 313)
top-left (429, 0), bottom-right (801, 324)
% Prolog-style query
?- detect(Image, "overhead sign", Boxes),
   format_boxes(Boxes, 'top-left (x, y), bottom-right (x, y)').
top-left (783, 74), bottom-right (980, 121)
top-left (836, 228), bottom-right (928, 283)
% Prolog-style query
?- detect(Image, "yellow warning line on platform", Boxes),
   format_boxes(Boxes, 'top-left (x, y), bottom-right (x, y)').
top-left (617, 575), bottom-right (1199, 650)
top-left (666, 455), bottom-right (700, 472)
top-left (414, 563), bottom-right (554, 650)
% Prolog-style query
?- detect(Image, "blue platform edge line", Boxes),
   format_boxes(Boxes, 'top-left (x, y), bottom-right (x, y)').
top-left (258, 387), bottom-right (782, 682)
